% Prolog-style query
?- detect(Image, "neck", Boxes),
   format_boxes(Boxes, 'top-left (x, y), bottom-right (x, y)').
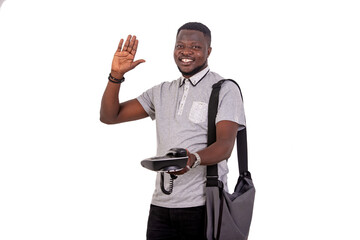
top-left (179, 62), bottom-right (208, 78)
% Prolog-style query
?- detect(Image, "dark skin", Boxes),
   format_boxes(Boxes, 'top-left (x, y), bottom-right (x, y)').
top-left (174, 30), bottom-right (211, 78)
top-left (100, 30), bottom-right (239, 175)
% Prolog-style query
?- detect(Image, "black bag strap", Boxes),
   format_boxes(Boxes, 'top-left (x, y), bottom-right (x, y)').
top-left (206, 79), bottom-right (250, 187)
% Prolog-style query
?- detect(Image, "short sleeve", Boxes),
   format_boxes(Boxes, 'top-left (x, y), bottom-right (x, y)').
top-left (137, 87), bottom-right (156, 120)
top-left (215, 81), bottom-right (246, 129)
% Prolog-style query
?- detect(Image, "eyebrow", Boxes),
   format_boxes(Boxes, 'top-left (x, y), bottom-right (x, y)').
top-left (176, 40), bottom-right (203, 44)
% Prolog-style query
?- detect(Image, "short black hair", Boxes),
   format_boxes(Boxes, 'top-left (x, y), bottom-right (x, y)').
top-left (177, 22), bottom-right (211, 46)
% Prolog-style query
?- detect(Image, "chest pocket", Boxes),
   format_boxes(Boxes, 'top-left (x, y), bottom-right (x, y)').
top-left (189, 101), bottom-right (208, 124)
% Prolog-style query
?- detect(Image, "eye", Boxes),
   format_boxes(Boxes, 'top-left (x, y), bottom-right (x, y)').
top-left (192, 45), bottom-right (201, 49)
top-left (176, 44), bottom-right (184, 49)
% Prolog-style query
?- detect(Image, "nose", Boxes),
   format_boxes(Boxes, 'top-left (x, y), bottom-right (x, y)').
top-left (179, 45), bottom-right (194, 55)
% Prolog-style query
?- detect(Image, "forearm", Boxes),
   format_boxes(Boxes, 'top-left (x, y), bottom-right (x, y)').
top-left (100, 80), bottom-right (122, 124)
top-left (195, 139), bottom-right (235, 166)
top-left (177, 141), bottom-right (234, 176)
top-left (188, 121), bottom-right (239, 168)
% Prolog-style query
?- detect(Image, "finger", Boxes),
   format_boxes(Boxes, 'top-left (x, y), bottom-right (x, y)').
top-left (117, 39), bottom-right (124, 52)
top-left (171, 165), bottom-right (190, 175)
top-left (132, 59), bottom-right (146, 68)
top-left (128, 35), bottom-right (137, 53)
top-left (172, 170), bottom-right (184, 175)
top-left (130, 39), bottom-right (139, 56)
top-left (123, 35), bottom-right (131, 51)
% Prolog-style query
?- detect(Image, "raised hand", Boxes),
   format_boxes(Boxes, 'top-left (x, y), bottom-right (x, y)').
top-left (111, 35), bottom-right (145, 78)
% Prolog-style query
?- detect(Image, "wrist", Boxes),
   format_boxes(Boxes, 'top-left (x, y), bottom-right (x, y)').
top-left (110, 71), bottom-right (124, 79)
top-left (189, 154), bottom-right (196, 167)
top-left (108, 73), bottom-right (125, 84)
top-left (191, 152), bottom-right (201, 169)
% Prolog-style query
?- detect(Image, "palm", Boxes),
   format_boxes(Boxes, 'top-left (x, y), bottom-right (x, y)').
top-left (112, 51), bottom-right (136, 73)
top-left (111, 35), bottom-right (145, 76)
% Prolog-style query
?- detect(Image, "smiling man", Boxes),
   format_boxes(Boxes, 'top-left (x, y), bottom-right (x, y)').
top-left (100, 22), bottom-right (245, 240)
top-left (174, 26), bottom-right (212, 78)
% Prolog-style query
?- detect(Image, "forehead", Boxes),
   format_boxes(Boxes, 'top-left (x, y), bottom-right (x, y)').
top-left (176, 29), bottom-right (207, 44)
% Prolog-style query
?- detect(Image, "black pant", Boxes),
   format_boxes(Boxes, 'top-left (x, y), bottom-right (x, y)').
top-left (146, 204), bottom-right (206, 240)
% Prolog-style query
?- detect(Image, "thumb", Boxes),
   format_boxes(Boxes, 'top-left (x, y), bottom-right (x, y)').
top-left (132, 59), bottom-right (146, 68)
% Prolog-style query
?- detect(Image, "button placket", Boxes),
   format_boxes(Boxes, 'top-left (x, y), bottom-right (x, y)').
top-left (177, 80), bottom-right (190, 116)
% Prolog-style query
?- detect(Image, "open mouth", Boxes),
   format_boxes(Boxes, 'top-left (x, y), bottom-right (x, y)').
top-left (181, 58), bottom-right (193, 63)
top-left (179, 57), bottom-right (194, 64)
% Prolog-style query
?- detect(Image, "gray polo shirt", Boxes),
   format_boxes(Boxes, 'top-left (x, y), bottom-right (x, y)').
top-left (137, 67), bottom-right (246, 208)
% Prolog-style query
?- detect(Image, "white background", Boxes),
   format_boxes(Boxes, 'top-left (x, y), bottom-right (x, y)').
top-left (1, 0), bottom-right (360, 239)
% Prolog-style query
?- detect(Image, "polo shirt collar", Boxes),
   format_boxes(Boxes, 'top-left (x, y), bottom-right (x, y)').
top-left (179, 66), bottom-right (210, 87)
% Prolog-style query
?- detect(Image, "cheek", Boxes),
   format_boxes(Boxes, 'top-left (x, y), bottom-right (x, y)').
top-left (195, 52), bottom-right (206, 61)
top-left (174, 50), bottom-right (180, 59)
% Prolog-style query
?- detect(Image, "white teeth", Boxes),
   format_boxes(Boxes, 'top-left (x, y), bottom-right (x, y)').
top-left (181, 59), bottom-right (193, 63)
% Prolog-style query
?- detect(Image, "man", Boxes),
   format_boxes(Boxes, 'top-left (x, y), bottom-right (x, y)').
top-left (100, 22), bottom-right (245, 240)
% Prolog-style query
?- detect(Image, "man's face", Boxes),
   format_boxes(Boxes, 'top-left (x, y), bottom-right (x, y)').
top-left (174, 29), bottom-right (212, 78)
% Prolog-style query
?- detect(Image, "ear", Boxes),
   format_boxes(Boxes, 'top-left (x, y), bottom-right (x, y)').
top-left (207, 46), bottom-right (212, 57)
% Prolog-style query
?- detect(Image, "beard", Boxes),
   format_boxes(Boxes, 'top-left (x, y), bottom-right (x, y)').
top-left (177, 61), bottom-right (207, 77)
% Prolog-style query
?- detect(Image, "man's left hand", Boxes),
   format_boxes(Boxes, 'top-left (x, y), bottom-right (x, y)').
top-left (171, 151), bottom-right (195, 175)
